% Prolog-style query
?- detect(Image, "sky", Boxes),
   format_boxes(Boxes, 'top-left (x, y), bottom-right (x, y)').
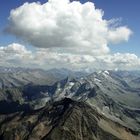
top-left (0, 0), bottom-right (140, 71)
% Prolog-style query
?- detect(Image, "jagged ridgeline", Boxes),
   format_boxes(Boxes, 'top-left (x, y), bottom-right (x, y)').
top-left (0, 98), bottom-right (139, 140)
top-left (0, 67), bottom-right (140, 140)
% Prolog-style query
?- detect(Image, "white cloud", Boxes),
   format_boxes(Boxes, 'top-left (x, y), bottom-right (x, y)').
top-left (0, 43), bottom-right (31, 55)
top-left (0, 43), bottom-right (33, 67)
top-left (96, 53), bottom-right (140, 70)
top-left (6, 0), bottom-right (132, 56)
top-left (0, 43), bottom-right (140, 70)
top-left (2, 0), bottom-right (139, 70)
top-left (108, 27), bottom-right (132, 44)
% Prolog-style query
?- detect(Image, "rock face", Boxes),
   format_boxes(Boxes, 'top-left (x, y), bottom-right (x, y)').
top-left (0, 68), bottom-right (140, 140)
top-left (0, 67), bottom-right (87, 111)
top-left (0, 98), bottom-right (139, 140)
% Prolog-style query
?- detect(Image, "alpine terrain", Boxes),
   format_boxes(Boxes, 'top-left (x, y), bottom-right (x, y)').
top-left (0, 67), bottom-right (140, 140)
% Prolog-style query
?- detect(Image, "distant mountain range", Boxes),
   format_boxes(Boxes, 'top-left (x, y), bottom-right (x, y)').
top-left (0, 66), bottom-right (88, 88)
top-left (0, 67), bottom-right (140, 140)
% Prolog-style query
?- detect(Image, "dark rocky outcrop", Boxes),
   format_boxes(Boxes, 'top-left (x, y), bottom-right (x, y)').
top-left (0, 98), bottom-right (139, 140)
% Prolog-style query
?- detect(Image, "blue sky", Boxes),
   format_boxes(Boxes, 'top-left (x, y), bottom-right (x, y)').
top-left (0, 0), bottom-right (140, 70)
top-left (0, 0), bottom-right (140, 56)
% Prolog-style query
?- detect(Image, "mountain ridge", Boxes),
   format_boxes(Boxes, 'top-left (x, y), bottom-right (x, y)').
top-left (0, 67), bottom-right (140, 139)
top-left (0, 98), bottom-right (139, 140)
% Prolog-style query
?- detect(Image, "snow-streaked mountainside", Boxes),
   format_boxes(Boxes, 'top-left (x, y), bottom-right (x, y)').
top-left (0, 67), bottom-right (140, 139)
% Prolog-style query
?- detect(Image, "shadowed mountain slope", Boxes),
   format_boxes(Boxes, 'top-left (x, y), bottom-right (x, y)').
top-left (0, 98), bottom-right (139, 140)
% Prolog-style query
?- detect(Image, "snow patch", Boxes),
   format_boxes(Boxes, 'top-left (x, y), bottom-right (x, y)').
top-left (94, 78), bottom-right (101, 83)
top-left (104, 70), bottom-right (109, 75)
top-left (69, 82), bottom-right (75, 86)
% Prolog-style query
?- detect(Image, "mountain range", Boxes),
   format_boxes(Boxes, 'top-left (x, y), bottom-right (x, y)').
top-left (0, 67), bottom-right (140, 140)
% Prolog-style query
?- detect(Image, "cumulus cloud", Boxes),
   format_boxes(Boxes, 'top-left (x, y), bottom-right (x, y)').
top-left (0, 43), bottom-right (140, 70)
top-left (0, 43), bottom-right (33, 67)
top-left (2, 0), bottom-right (139, 70)
top-left (96, 53), bottom-right (140, 70)
top-left (108, 27), bottom-right (132, 44)
top-left (0, 43), bottom-right (31, 55)
top-left (6, 0), bottom-right (132, 55)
